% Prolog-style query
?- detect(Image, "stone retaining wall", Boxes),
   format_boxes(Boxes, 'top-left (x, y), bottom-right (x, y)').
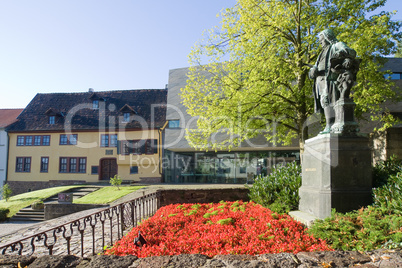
top-left (1, 250), bottom-right (402, 267)
top-left (44, 204), bottom-right (109, 220)
top-left (158, 188), bottom-right (249, 207)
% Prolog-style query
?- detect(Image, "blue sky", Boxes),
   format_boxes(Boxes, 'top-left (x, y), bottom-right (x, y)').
top-left (0, 0), bottom-right (400, 109)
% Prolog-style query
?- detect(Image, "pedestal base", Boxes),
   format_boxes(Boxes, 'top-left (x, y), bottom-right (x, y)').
top-left (299, 134), bottom-right (372, 219)
top-left (331, 98), bottom-right (359, 135)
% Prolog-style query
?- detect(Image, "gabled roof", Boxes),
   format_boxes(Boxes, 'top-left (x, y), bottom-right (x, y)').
top-left (0, 109), bottom-right (23, 128)
top-left (7, 89), bottom-right (167, 132)
top-left (119, 104), bottom-right (137, 114)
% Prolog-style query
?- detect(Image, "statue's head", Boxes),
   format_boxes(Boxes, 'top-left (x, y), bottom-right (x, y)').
top-left (319, 29), bottom-right (338, 46)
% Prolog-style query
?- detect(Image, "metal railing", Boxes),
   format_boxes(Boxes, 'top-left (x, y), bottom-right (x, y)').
top-left (0, 191), bottom-right (160, 257)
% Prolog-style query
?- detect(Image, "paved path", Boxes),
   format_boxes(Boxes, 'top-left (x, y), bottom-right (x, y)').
top-left (0, 184), bottom-right (246, 256)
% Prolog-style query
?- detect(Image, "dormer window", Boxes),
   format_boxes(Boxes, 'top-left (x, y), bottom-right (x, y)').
top-left (119, 104), bottom-right (137, 123)
top-left (45, 108), bottom-right (62, 125)
top-left (123, 112), bottom-right (130, 122)
top-left (92, 100), bottom-right (99, 109)
top-left (89, 92), bottom-right (105, 109)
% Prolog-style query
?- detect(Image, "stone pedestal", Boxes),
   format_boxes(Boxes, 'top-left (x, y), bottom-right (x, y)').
top-left (298, 134), bottom-right (372, 219)
top-left (331, 98), bottom-right (359, 135)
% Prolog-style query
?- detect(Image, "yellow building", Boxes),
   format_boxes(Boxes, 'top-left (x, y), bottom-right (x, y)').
top-left (6, 89), bottom-right (167, 195)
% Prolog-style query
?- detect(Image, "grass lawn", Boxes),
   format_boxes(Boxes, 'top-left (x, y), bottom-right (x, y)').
top-left (0, 185), bottom-right (83, 217)
top-left (74, 186), bottom-right (145, 204)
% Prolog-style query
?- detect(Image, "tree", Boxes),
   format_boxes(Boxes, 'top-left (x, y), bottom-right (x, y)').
top-left (110, 175), bottom-right (122, 190)
top-left (1, 184), bottom-right (12, 202)
top-left (182, 0), bottom-right (401, 151)
top-left (395, 41), bottom-right (402, 57)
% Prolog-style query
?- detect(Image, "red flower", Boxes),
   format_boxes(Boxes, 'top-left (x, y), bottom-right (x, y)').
top-left (105, 201), bottom-right (332, 257)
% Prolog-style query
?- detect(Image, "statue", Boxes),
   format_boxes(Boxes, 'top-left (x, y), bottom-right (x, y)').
top-left (309, 29), bottom-right (360, 135)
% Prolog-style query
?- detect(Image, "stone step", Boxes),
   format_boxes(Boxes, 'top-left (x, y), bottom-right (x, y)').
top-left (11, 216), bottom-right (44, 222)
top-left (18, 210), bottom-right (45, 215)
top-left (13, 213), bottom-right (44, 218)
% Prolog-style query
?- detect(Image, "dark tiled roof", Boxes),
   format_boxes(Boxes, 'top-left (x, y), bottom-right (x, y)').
top-left (0, 109), bottom-right (23, 128)
top-left (7, 89), bottom-right (167, 132)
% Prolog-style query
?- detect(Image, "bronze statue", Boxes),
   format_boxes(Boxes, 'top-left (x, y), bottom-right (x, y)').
top-left (309, 29), bottom-right (360, 134)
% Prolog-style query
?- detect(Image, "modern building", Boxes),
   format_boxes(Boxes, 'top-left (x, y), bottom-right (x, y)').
top-left (0, 109), bottom-right (23, 191)
top-left (6, 89), bottom-right (167, 195)
top-left (371, 58), bottom-right (402, 163)
top-left (163, 67), bottom-right (300, 184)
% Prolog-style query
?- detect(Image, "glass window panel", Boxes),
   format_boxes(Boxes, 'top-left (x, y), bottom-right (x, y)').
top-left (17, 136), bottom-right (25, 146)
top-left (60, 135), bottom-right (68, 145)
top-left (25, 136), bottom-right (32, 146)
top-left (42, 136), bottom-right (50, 146)
top-left (110, 134), bottom-right (117, 147)
top-left (24, 157), bottom-right (31, 172)
top-left (60, 158), bottom-right (67, 173)
top-left (69, 135), bottom-right (77, 145)
top-left (79, 158), bottom-right (86, 173)
top-left (34, 136), bottom-right (41, 146)
top-left (168, 120), bottom-right (180, 128)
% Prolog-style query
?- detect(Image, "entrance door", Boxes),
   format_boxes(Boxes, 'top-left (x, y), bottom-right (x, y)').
top-left (100, 158), bottom-right (117, 180)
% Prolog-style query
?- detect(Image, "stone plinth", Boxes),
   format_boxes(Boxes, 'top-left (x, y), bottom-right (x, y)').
top-left (331, 98), bottom-right (359, 135)
top-left (298, 134), bottom-right (372, 219)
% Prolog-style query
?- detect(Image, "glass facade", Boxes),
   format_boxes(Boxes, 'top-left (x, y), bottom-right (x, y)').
top-left (163, 150), bottom-right (299, 184)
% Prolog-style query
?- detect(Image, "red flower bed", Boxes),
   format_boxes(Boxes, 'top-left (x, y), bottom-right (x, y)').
top-left (105, 201), bottom-right (331, 257)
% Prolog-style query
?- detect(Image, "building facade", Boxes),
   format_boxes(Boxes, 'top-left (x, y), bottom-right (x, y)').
top-left (163, 67), bottom-right (300, 184)
top-left (0, 109), bottom-right (23, 192)
top-left (6, 89), bottom-right (167, 195)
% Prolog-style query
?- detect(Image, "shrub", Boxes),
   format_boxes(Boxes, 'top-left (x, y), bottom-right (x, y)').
top-left (0, 208), bottom-right (10, 221)
top-left (373, 170), bottom-right (402, 214)
top-left (372, 155), bottom-right (402, 188)
top-left (246, 161), bottom-right (301, 213)
top-left (1, 184), bottom-right (12, 202)
top-left (110, 175), bottom-right (122, 190)
top-left (31, 200), bottom-right (45, 210)
top-left (308, 207), bottom-right (402, 251)
top-left (309, 157), bottom-right (402, 251)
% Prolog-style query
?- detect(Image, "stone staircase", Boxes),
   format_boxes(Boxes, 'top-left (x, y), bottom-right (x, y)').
top-left (11, 186), bottom-right (101, 222)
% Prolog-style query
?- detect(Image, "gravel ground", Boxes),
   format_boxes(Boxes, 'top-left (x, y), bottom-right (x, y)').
top-left (0, 220), bottom-right (42, 238)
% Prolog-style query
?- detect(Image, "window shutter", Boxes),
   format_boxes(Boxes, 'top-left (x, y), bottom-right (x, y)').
top-left (153, 139), bottom-right (158, 154)
top-left (117, 140), bottom-right (121, 155)
top-left (141, 140), bottom-right (146, 154)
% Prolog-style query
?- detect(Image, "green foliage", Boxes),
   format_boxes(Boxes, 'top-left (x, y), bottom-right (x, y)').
top-left (0, 208), bottom-right (10, 221)
top-left (109, 175), bottom-right (122, 190)
top-left (182, 0), bottom-right (402, 150)
top-left (247, 161), bottom-right (301, 213)
top-left (308, 207), bottom-right (402, 251)
top-left (310, 157), bottom-right (402, 251)
top-left (1, 184), bottom-right (12, 202)
top-left (395, 41), bottom-right (402, 57)
top-left (373, 171), bottom-right (402, 215)
top-left (372, 155), bottom-right (402, 187)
